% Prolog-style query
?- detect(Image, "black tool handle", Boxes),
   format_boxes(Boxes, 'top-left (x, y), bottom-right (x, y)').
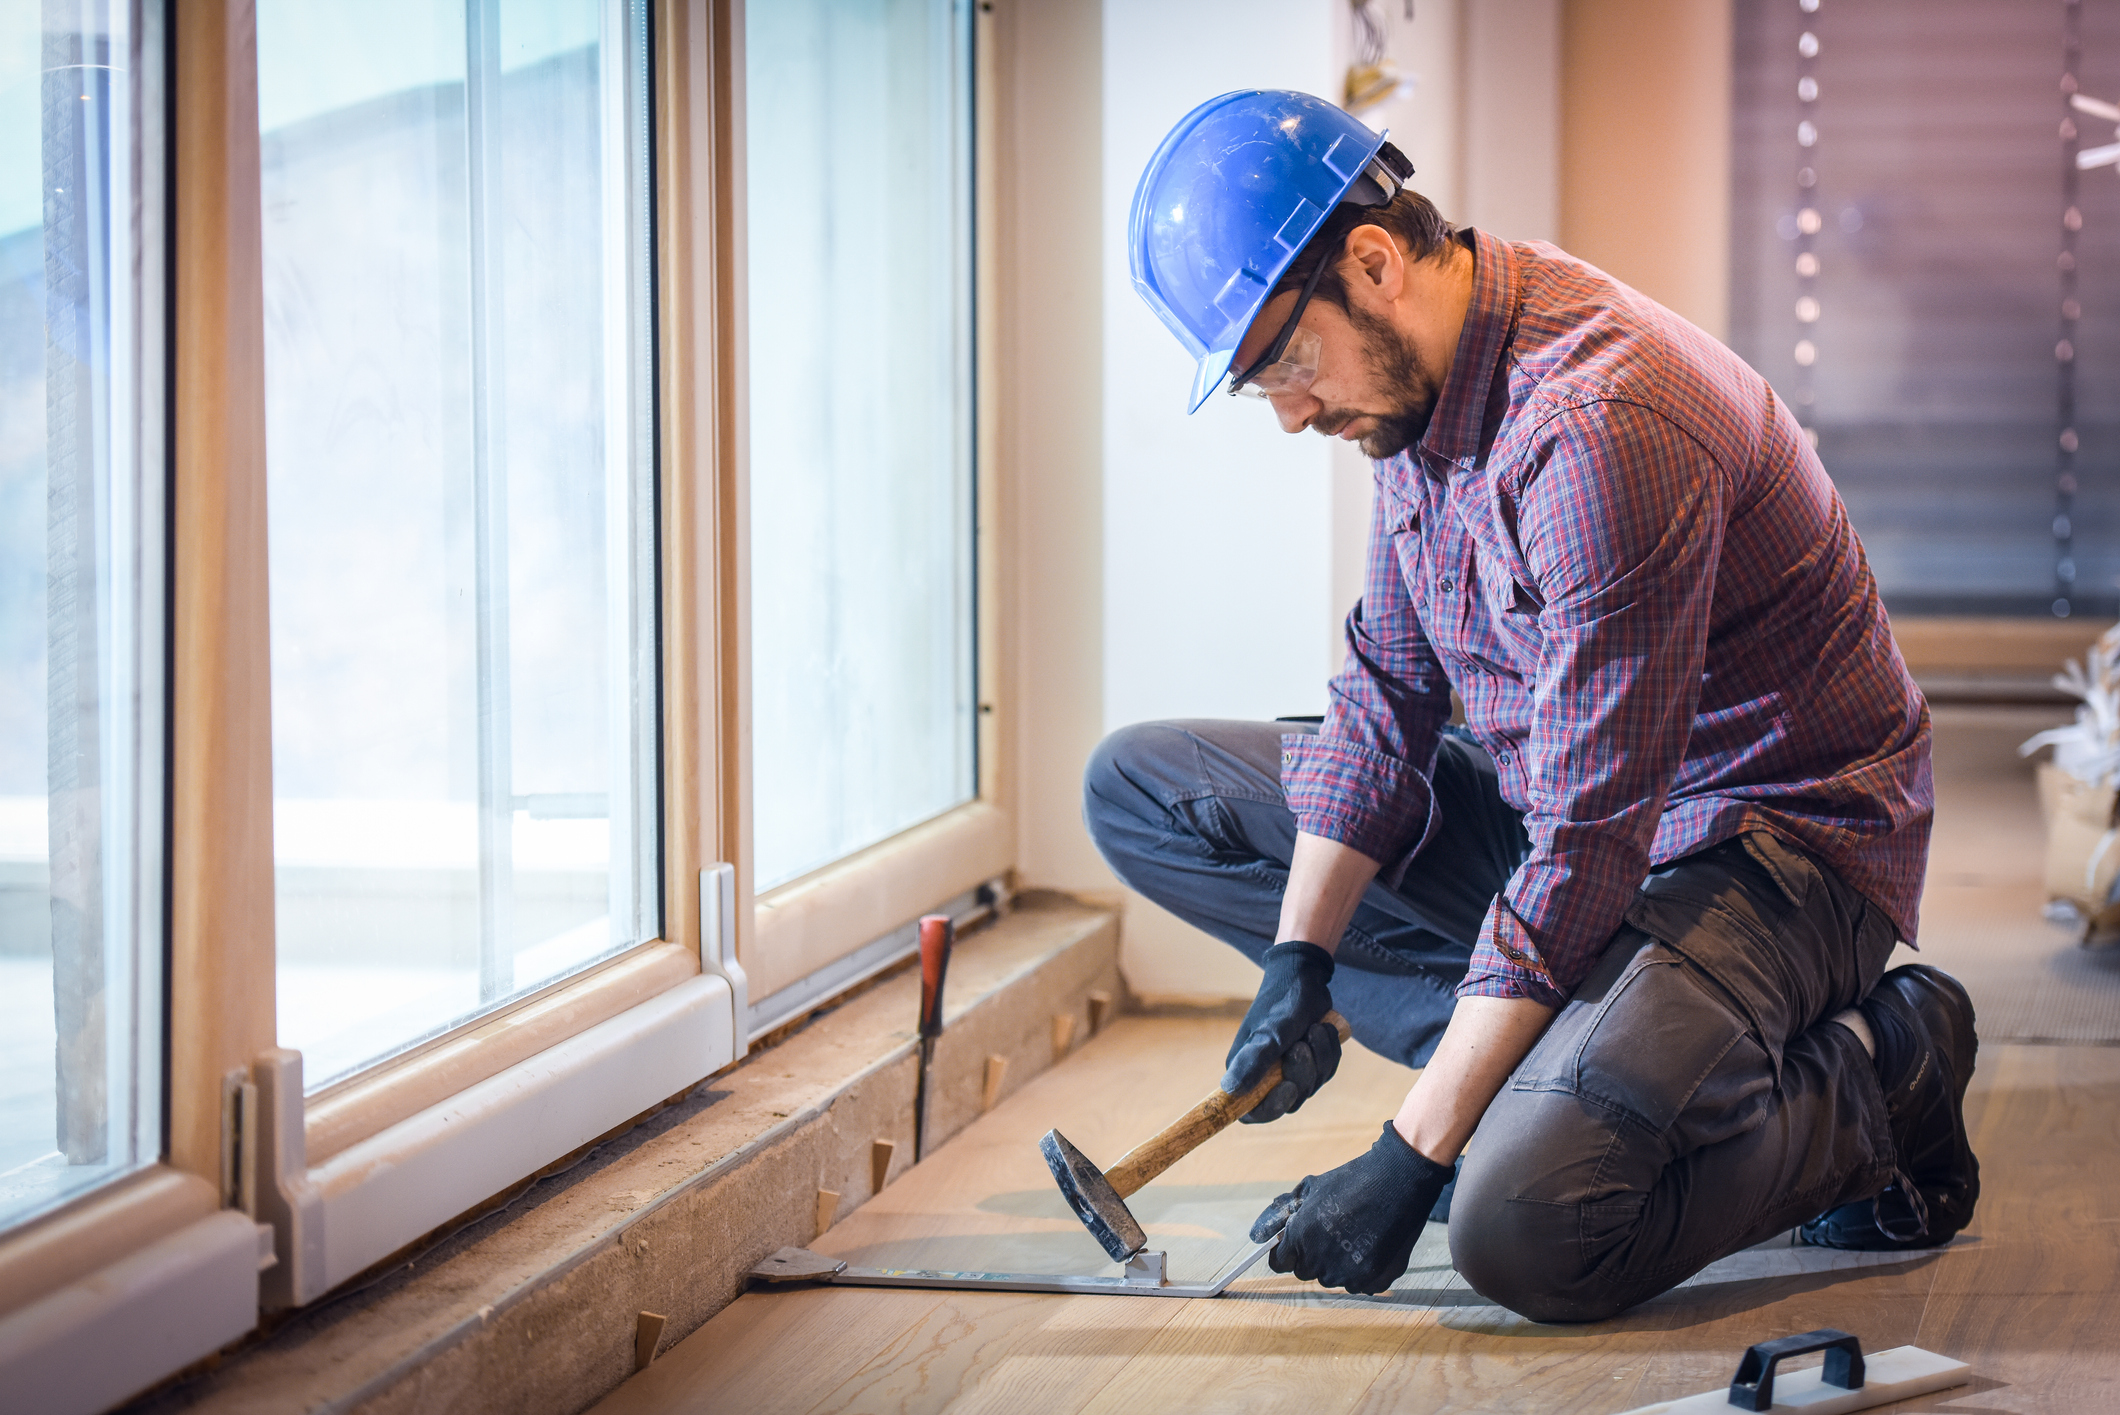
top-left (918, 915), bottom-right (953, 1039)
top-left (1729, 1328), bottom-right (1864, 1411)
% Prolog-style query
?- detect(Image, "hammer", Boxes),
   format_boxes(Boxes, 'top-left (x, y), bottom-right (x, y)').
top-left (1040, 1010), bottom-right (1352, 1262)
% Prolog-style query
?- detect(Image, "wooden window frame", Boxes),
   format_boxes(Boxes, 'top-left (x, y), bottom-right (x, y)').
top-left (0, 4), bottom-right (275, 1406)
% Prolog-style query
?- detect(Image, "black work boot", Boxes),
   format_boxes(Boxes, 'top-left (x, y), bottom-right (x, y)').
top-left (1800, 965), bottom-right (1980, 1251)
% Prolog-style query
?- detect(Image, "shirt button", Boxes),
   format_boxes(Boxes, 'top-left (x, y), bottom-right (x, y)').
top-left (1497, 752), bottom-right (1512, 765)
top-left (1439, 577), bottom-right (1454, 592)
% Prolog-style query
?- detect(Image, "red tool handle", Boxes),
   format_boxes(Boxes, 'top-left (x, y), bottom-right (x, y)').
top-left (918, 915), bottom-right (953, 1039)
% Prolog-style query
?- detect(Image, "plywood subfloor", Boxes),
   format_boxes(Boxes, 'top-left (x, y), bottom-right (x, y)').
top-left (595, 711), bottom-right (2120, 1414)
top-left (592, 1016), bottom-right (2118, 1414)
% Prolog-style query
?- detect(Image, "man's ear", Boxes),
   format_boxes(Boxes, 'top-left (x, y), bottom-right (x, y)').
top-left (1340, 224), bottom-right (1404, 309)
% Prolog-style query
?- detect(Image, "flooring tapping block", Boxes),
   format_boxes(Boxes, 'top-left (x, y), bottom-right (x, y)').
top-left (1614, 1344), bottom-right (1969, 1415)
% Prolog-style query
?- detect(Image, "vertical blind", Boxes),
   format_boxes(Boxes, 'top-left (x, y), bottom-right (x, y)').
top-left (1731, 0), bottom-right (2120, 617)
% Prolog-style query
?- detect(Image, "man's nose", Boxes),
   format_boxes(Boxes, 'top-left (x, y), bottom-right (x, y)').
top-left (1272, 391), bottom-right (1320, 435)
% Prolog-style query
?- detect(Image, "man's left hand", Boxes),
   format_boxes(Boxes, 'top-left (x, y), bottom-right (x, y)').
top-left (1251, 1120), bottom-right (1456, 1294)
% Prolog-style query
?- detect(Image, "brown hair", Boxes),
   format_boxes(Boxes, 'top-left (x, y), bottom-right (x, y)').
top-left (1272, 181), bottom-right (1456, 310)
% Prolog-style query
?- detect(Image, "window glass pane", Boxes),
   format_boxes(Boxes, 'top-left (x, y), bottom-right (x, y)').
top-left (1730, 0), bottom-right (2120, 616)
top-left (746, 0), bottom-right (976, 892)
top-left (1, 1), bottom-right (165, 1230)
top-left (260, 0), bottom-right (659, 1091)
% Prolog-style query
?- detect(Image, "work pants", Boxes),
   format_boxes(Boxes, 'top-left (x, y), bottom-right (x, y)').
top-left (1082, 719), bottom-right (1901, 1322)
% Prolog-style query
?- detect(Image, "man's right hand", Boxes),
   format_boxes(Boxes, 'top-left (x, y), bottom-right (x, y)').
top-left (1223, 940), bottom-right (1341, 1122)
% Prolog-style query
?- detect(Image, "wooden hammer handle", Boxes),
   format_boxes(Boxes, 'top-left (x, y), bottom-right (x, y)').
top-left (1104, 1010), bottom-right (1352, 1199)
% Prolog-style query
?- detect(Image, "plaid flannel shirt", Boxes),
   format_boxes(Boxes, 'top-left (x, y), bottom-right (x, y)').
top-left (1282, 229), bottom-right (1933, 1007)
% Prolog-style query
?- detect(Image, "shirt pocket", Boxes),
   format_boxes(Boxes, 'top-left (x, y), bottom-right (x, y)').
top-left (1474, 542), bottom-right (1543, 658)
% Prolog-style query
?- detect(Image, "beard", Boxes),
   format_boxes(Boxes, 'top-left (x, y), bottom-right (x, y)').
top-left (1314, 300), bottom-right (1444, 459)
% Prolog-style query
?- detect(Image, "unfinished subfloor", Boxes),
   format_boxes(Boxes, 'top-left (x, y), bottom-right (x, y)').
top-left (594, 706), bottom-right (2120, 1415)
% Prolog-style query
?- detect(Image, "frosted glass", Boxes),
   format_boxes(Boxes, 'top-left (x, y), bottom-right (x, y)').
top-left (747, 0), bottom-right (977, 891)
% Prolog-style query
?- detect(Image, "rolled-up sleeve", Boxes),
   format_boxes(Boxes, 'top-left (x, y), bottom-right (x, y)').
top-left (1457, 400), bottom-right (1726, 1007)
top-left (1282, 480), bottom-right (1453, 881)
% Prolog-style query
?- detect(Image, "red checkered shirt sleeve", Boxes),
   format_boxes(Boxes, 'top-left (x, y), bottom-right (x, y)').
top-left (1459, 398), bottom-right (1727, 1007)
top-left (1280, 478), bottom-right (1453, 875)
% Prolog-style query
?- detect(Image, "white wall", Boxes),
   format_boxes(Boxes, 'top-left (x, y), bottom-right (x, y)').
top-left (1462, 0), bottom-right (1562, 244)
top-left (1100, 0), bottom-right (1342, 731)
top-left (1001, 0), bottom-right (1112, 903)
top-left (1100, 0), bottom-right (1341, 998)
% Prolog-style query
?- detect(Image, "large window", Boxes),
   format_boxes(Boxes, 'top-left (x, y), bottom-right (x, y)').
top-left (258, 0), bottom-right (660, 1090)
top-left (1731, 0), bottom-right (2120, 616)
top-left (0, 1), bottom-right (165, 1232)
top-left (746, 0), bottom-right (977, 892)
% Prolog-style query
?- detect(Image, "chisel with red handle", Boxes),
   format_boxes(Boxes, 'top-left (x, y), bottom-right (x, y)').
top-left (913, 914), bottom-right (953, 1161)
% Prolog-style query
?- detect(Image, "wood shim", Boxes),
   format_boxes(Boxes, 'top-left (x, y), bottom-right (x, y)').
top-left (870, 1139), bottom-right (894, 1195)
top-left (815, 1189), bottom-right (839, 1236)
top-left (1088, 991), bottom-right (1114, 1035)
top-left (1052, 1013), bottom-right (1077, 1057)
top-left (634, 1312), bottom-right (667, 1373)
top-left (983, 1055), bottom-right (1009, 1113)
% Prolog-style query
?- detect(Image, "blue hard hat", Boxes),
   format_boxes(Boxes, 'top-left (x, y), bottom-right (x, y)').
top-left (1130, 91), bottom-right (1392, 412)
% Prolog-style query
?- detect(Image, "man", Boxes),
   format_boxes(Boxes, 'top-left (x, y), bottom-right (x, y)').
top-left (1085, 90), bottom-right (1975, 1322)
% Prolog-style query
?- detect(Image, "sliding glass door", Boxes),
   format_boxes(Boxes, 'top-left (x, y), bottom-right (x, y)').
top-left (257, 0), bottom-right (660, 1091)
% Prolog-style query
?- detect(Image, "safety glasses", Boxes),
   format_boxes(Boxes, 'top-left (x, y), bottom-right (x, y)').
top-left (1227, 250), bottom-right (1333, 399)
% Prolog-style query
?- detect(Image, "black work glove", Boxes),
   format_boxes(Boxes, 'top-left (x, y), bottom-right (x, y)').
top-left (1222, 940), bottom-right (1341, 1123)
top-left (1250, 1120), bottom-right (1455, 1295)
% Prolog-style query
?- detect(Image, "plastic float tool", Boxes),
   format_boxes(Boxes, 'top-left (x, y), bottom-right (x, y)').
top-left (1612, 1329), bottom-right (1969, 1415)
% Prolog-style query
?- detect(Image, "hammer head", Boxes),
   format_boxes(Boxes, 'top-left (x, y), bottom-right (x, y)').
top-left (1040, 1128), bottom-right (1147, 1263)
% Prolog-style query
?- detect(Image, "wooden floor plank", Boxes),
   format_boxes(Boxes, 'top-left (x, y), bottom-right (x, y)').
top-left (1896, 1045), bottom-right (2120, 1412)
top-left (1069, 1252), bottom-right (1450, 1415)
top-left (592, 1284), bottom-right (949, 1415)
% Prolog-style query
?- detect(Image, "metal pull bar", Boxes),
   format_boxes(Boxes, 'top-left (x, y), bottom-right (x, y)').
top-left (750, 1237), bottom-right (1279, 1300)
